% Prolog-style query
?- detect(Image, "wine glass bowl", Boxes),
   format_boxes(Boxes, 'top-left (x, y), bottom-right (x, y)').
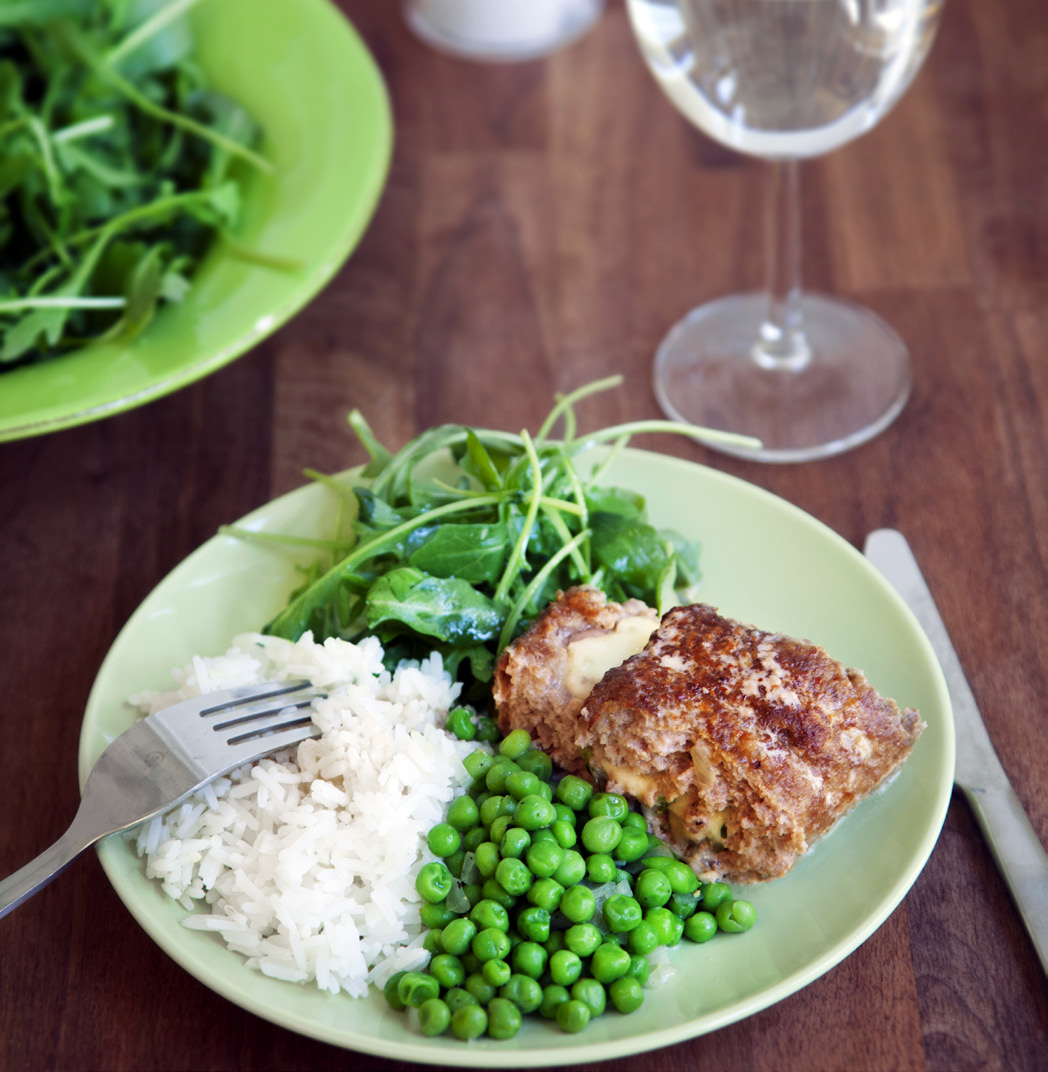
top-left (628, 0), bottom-right (944, 462)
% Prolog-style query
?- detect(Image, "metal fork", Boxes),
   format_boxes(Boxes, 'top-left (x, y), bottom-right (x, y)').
top-left (0, 679), bottom-right (323, 920)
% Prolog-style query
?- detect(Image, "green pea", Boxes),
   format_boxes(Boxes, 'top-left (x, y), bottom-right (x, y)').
top-left (500, 826), bottom-right (531, 859)
top-left (602, 894), bottom-right (643, 933)
top-left (495, 857), bottom-right (533, 897)
top-left (462, 750), bottom-right (494, 783)
top-left (479, 793), bottom-right (508, 827)
top-left (517, 906), bottom-right (551, 943)
top-left (590, 942), bottom-right (632, 984)
top-left (530, 827), bottom-right (557, 844)
top-left (450, 1003), bottom-right (487, 1040)
top-left (426, 822), bottom-right (462, 858)
top-left (465, 971), bottom-right (497, 1005)
top-left (486, 996), bottom-right (522, 1039)
top-left (684, 910), bottom-right (718, 943)
top-left (626, 954), bottom-right (651, 984)
top-left (544, 929), bottom-right (566, 955)
top-left (545, 947), bottom-right (579, 987)
top-left (445, 707), bottom-right (476, 741)
top-left (668, 891), bottom-right (700, 919)
top-left (700, 880), bottom-right (732, 909)
top-left (555, 774), bottom-right (593, 811)
top-left (499, 728), bottom-right (533, 759)
top-left (462, 825), bottom-right (487, 853)
top-left (500, 973), bottom-right (544, 1013)
top-left (481, 956), bottom-right (512, 988)
top-left (470, 898), bottom-right (510, 932)
top-left (463, 882), bottom-right (483, 907)
top-left (556, 998), bottom-right (591, 1033)
top-left (429, 953), bottom-right (465, 989)
top-left (514, 794), bottom-right (555, 831)
top-left (472, 926), bottom-right (512, 962)
top-left (526, 839), bottom-right (564, 879)
top-left (622, 811), bottom-right (647, 831)
top-left (570, 977), bottom-right (607, 1017)
top-left (626, 920), bottom-right (659, 955)
top-left (716, 899), bottom-right (757, 933)
top-left (642, 855), bottom-right (701, 894)
top-left (383, 971), bottom-right (408, 1010)
top-left (540, 983), bottom-right (571, 1020)
top-left (397, 971), bottom-right (439, 1008)
top-left (551, 818), bottom-right (578, 849)
top-left (440, 917), bottom-right (477, 956)
top-left (443, 987), bottom-right (478, 1013)
top-left (645, 906), bottom-right (684, 945)
top-left (581, 815), bottom-right (623, 855)
top-left (516, 748), bottom-right (553, 781)
top-left (609, 976), bottom-right (645, 1014)
top-left (444, 848), bottom-right (466, 878)
top-left (418, 996), bottom-right (451, 1036)
top-left (552, 849), bottom-right (586, 887)
top-left (485, 760), bottom-right (519, 794)
top-left (560, 884), bottom-right (596, 923)
top-left (473, 840), bottom-right (499, 877)
top-left (511, 940), bottom-right (547, 979)
top-left (480, 878), bottom-right (515, 909)
top-left (489, 814), bottom-right (514, 844)
top-left (504, 770), bottom-right (541, 800)
top-left (614, 826), bottom-right (649, 863)
top-left (563, 922), bottom-right (602, 957)
top-left (588, 792), bottom-right (628, 821)
top-left (422, 928), bottom-right (444, 955)
top-left (526, 876), bottom-right (565, 912)
top-left (553, 802), bottom-right (575, 824)
top-left (475, 716), bottom-right (500, 744)
top-left (634, 868), bottom-right (673, 908)
top-left (586, 853), bottom-right (617, 884)
top-left (419, 902), bottom-right (455, 929)
top-left (415, 862), bottom-right (453, 903)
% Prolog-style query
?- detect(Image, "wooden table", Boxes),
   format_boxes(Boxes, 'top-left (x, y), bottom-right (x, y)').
top-left (1, 2), bottom-right (1045, 1068)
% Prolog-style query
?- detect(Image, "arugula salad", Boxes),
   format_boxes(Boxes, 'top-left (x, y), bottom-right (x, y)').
top-left (234, 378), bottom-right (752, 700)
top-left (0, 0), bottom-right (270, 367)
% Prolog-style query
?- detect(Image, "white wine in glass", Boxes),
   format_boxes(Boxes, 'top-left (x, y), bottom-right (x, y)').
top-left (627, 0), bottom-right (944, 462)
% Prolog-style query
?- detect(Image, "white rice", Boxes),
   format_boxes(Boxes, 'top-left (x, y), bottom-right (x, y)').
top-left (128, 631), bottom-right (475, 997)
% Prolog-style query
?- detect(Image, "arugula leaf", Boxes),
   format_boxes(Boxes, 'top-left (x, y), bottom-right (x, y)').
top-left (0, 0), bottom-right (272, 368)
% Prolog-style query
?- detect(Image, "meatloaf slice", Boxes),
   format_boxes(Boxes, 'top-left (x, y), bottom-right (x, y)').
top-left (493, 586), bottom-right (658, 773)
top-left (581, 603), bottom-right (925, 883)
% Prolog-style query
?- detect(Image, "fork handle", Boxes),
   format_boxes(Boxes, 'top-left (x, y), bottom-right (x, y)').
top-left (0, 812), bottom-right (105, 920)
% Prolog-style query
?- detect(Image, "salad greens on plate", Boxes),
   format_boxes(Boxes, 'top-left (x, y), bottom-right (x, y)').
top-left (228, 377), bottom-right (757, 696)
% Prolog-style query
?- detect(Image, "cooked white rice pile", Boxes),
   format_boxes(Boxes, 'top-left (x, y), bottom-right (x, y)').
top-left (128, 631), bottom-right (474, 997)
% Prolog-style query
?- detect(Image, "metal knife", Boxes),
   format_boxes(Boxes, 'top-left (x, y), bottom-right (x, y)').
top-left (864, 528), bottom-right (1048, 976)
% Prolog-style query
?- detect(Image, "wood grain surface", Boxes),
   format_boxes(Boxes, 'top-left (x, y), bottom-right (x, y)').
top-left (1, 2), bottom-right (1045, 1069)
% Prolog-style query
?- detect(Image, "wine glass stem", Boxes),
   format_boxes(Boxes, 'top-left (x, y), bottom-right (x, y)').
top-left (754, 158), bottom-right (811, 371)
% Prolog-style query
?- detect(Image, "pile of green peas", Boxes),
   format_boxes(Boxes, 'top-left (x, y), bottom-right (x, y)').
top-left (384, 722), bottom-right (756, 1041)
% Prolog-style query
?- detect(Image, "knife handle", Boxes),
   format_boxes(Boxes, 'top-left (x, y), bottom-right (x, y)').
top-left (960, 783), bottom-right (1048, 975)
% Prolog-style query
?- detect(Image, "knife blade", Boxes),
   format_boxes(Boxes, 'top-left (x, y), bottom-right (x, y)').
top-left (864, 528), bottom-right (1048, 976)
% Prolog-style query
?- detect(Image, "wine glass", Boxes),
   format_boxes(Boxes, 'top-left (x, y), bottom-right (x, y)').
top-left (627, 0), bottom-right (944, 462)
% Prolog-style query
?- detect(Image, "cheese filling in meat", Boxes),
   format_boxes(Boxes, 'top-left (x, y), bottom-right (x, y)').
top-left (495, 587), bottom-right (924, 884)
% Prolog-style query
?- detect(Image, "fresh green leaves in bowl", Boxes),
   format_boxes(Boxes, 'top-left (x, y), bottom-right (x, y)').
top-left (0, 0), bottom-right (393, 442)
top-left (0, 0), bottom-right (271, 367)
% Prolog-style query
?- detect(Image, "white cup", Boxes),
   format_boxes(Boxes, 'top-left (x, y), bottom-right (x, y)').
top-left (403, 0), bottom-right (605, 62)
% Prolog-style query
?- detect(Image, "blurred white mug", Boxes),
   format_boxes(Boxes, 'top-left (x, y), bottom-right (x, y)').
top-left (403, 0), bottom-right (605, 62)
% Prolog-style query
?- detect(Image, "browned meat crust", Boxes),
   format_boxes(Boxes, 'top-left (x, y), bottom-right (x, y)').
top-left (581, 603), bottom-right (925, 883)
top-left (493, 586), bottom-right (658, 773)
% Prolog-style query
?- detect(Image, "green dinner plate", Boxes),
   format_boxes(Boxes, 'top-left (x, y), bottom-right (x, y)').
top-left (0, 0), bottom-right (392, 442)
top-left (81, 448), bottom-right (954, 1066)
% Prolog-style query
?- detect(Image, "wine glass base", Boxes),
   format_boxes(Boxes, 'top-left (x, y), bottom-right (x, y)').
top-left (653, 293), bottom-right (912, 463)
